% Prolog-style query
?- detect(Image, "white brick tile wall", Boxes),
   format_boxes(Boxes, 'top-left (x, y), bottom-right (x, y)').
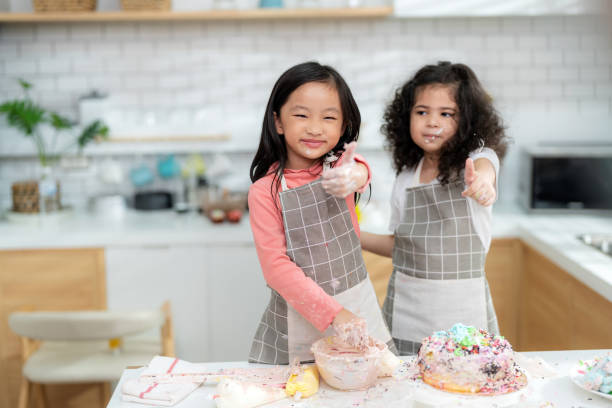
top-left (54, 41), bottom-right (88, 56)
top-left (595, 83), bottom-right (612, 97)
top-left (57, 75), bottom-right (89, 92)
top-left (36, 24), bottom-right (70, 40)
top-left (422, 35), bottom-right (454, 49)
top-left (138, 22), bottom-right (172, 39)
top-left (5, 60), bottom-right (37, 75)
top-left (533, 50), bottom-right (563, 65)
top-left (549, 34), bottom-right (580, 49)
top-left (0, 43), bottom-right (18, 58)
top-left (70, 23), bottom-right (103, 40)
top-left (400, 19), bottom-right (434, 35)
top-left (563, 49), bottom-right (595, 65)
top-left (484, 35), bottom-right (516, 50)
top-left (468, 18), bottom-right (501, 34)
top-left (517, 67), bottom-right (547, 82)
top-left (26, 76), bottom-right (56, 92)
top-left (1, 15), bottom-right (611, 207)
top-left (104, 23), bottom-right (138, 40)
top-left (453, 35), bottom-right (483, 50)
top-left (0, 24), bottom-right (35, 40)
top-left (20, 42), bottom-right (53, 58)
top-left (531, 16), bottom-right (565, 34)
top-left (89, 42), bottom-right (122, 57)
top-left (122, 41), bottom-right (155, 55)
top-left (122, 74), bottom-right (158, 91)
top-left (483, 67), bottom-right (516, 83)
top-left (518, 35), bottom-right (547, 49)
top-left (580, 34), bottom-right (612, 50)
top-left (549, 67), bottom-right (579, 81)
top-left (72, 58), bottom-right (109, 74)
top-left (501, 83), bottom-right (532, 99)
top-left (564, 82), bottom-right (595, 97)
top-left (435, 19), bottom-right (469, 35)
top-left (170, 22), bottom-right (205, 39)
top-left (501, 17), bottom-right (532, 34)
top-left (371, 19), bottom-right (401, 36)
top-left (501, 50), bottom-right (532, 66)
top-left (580, 66), bottom-right (610, 81)
top-left (533, 83), bottom-right (563, 98)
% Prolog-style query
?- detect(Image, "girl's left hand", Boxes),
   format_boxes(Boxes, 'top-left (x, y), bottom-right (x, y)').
top-left (462, 158), bottom-right (496, 206)
top-left (322, 142), bottom-right (366, 198)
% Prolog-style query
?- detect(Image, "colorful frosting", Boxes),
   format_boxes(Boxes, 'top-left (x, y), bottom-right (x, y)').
top-left (579, 354), bottom-right (612, 395)
top-left (418, 323), bottom-right (527, 395)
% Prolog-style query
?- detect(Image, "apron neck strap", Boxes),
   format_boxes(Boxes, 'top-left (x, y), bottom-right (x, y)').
top-left (278, 161), bottom-right (331, 192)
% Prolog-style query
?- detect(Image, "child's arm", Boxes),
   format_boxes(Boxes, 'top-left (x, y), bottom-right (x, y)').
top-left (249, 181), bottom-right (344, 332)
top-left (461, 158), bottom-right (497, 207)
top-left (360, 231), bottom-right (394, 258)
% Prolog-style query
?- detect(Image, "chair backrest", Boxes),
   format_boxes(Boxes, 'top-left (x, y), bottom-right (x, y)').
top-left (9, 309), bottom-right (163, 341)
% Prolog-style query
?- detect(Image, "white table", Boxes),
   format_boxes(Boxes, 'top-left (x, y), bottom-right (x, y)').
top-left (107, 350), bottom-right (612, 408)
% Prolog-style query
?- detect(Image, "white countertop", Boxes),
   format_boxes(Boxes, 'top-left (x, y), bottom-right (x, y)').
top-left (1, 204), bottom-right (611, 302)
top-left (106, 349), bottom-right (612, 408)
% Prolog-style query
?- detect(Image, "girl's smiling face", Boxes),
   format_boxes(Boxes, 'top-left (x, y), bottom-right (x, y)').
top-left (274, 81), bottom-right (344, 170)
top-left (410, 84), bottom-right (459, 156)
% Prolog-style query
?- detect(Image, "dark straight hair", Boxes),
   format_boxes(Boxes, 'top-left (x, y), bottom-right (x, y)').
top-left (249, 61), bottom-right (361, 198)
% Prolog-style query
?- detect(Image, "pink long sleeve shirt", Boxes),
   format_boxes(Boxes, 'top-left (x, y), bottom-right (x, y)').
top-left (248, 153), bottom-right (371, 332)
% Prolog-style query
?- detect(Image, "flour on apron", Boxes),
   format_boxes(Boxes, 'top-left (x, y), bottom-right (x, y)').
top-left (382, 180), bottom-right (499, 355)
top-left (250, 175), bottom-right (395, 364)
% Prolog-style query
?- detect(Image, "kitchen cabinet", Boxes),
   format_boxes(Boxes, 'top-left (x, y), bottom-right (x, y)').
top-left (484, 238), bottom-right (523, 348)
top-left (393, 0), bottom-right (606, 17)
top-left (105, 242), bottom-right (268, 362)
top-left (0, 248), bottom-right (106, 408)
top-left (519, 244), bottom-right (612, 351)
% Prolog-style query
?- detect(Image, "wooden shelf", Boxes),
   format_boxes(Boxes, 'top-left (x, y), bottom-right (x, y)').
top-left (0, 6), bottom-right (393, 22)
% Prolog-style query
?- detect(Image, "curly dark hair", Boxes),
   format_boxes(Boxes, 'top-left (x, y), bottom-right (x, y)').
top-left (382, 61), bottom-right (509, 184)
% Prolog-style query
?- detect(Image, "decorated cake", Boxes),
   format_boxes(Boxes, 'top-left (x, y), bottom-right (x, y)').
top-left (417, 323), bottom-right (527, 395)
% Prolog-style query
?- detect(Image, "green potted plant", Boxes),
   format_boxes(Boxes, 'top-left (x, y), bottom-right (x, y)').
top-left (0, 78), bottom-right (110, 213)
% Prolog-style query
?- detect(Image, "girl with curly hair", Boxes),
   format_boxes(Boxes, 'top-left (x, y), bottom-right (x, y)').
top-left (361, 61), bottom-right (510, 355)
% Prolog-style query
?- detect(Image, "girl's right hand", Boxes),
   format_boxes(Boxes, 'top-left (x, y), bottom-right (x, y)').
top-left (332, 308), bottom-right (368, 349)
top-left (322, 142), bottom-right (367, 198)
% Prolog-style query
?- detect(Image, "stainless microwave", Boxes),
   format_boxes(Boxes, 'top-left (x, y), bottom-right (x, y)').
top-left (520, 146), bottom-right (612, 212)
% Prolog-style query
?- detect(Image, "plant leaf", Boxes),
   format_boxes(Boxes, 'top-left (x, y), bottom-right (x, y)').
top-left (18, 78), bottom-right (33, 91)
top-left (0, 100), bottom-right (45, 135)
top-left (49, 112), bottom-right (73, 130)
top-left (77, 120), bottom-right (109, 149)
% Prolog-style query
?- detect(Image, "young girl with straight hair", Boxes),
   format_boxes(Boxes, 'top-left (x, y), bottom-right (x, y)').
top-left (248, 61), bottom-right (395, 364)
top-left (361, 61), bottom-right (509, 355)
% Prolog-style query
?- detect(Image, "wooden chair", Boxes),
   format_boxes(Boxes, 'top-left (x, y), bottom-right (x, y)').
top-left (9, 301), bottom-right (175, 408)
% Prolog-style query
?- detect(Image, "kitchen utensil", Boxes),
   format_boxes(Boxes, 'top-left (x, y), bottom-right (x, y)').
top-left (89, 194), bottom-right (127, 219)
top-left (129, 165), bottom-right (154, 187)
top-left (134, 191), bottom-right (173, 211)
top-left (98, 158), bottom-right (124, 185)
top-left (311, 336), bottom-right (386, 391)
top-left (259, 0), bottom-right (282, 7)
top-left (157, 155), bottom-right (181, 179)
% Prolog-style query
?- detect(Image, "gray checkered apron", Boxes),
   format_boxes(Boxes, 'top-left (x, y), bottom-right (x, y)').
top-left (249, 174), bottom-right (395, 364)
top-left (382, 180), bottom-right (499, 356)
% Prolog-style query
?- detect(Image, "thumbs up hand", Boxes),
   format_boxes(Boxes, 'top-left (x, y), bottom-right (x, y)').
top-left (461, 158), bottom-right (496, 206)
top-left (322, 142), bottom-right (367, 198)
